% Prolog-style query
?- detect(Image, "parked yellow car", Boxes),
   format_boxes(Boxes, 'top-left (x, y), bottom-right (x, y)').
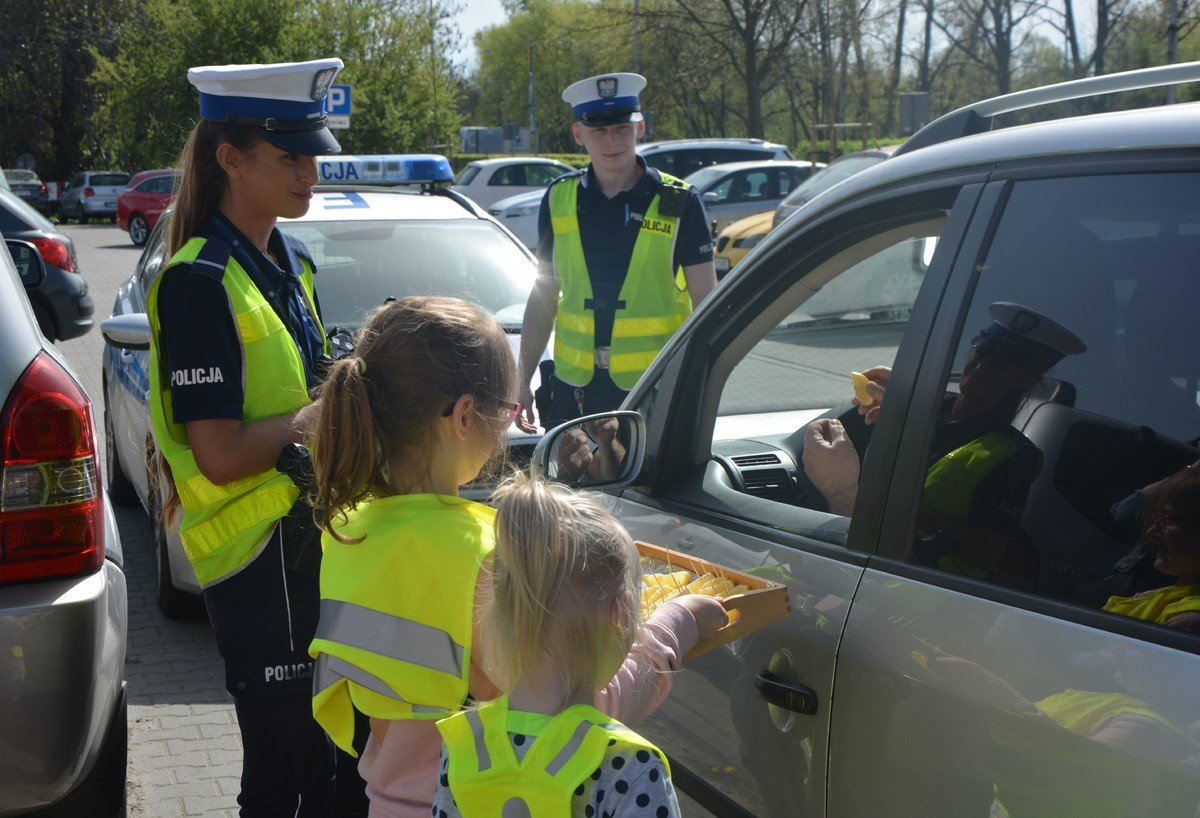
top-left (713, 209), bottom-right (773, 278)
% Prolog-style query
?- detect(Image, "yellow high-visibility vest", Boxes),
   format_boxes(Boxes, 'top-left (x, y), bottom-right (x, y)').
top-left (1103, 584), bottom-right (1200, 626)
top-left (550, 173), bottom-right (693, 389)
top-left (437, 696), bottom-right (669, 816)
top-left (310, 494), bottom-right (494, 755)
top-left (147, 236), bottom-right (328, 587)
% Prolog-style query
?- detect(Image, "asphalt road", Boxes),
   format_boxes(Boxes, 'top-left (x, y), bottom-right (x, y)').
top-left (56, 221), bottom-right (715, 818)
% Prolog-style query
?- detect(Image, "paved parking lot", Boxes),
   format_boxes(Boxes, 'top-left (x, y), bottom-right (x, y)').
top-left (58, 222), bottom-right (713, 817)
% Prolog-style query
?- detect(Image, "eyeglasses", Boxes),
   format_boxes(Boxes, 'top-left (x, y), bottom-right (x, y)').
top-left (970, 333), bottom-right (1040, 368)
top-left (1149, 511), bottom-right (1200, 530)
top-left (442, 398), bottom-right (522, 426)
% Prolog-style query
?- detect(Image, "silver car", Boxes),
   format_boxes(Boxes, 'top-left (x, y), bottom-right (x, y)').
top-left (538, 63), bottom-right (1200, 816)
top-left (60, 171), bottom-right (132, 224)
top-left (0, 239), bottom-right (128, 815)
top-left (683, 159), bottom-right (826, 233)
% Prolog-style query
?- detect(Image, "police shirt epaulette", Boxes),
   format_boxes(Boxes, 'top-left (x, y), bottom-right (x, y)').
top-left (188, 236), bottom-right (234, 281)
top-left (281, 232), bottom-right (316, 270)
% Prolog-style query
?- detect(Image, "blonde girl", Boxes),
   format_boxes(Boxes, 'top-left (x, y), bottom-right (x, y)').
top-left (434, 473), bottom-right (688, 816)
top-left (307, 296), bottom-right (725, 818)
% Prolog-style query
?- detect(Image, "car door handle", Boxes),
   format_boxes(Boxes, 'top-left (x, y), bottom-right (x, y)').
top-left (754, 670), bottom-right (818, 715)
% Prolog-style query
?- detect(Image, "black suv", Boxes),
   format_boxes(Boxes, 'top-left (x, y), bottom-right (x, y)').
top-left (538, 63), bottom-right (1200, 816)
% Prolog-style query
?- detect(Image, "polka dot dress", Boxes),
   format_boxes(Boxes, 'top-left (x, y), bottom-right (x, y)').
top-left (432, 734), bottom-right (680, 817)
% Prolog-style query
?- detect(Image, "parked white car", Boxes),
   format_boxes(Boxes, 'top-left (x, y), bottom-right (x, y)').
top-left (487, 188), bottom-right (544, 249)
top-left (450, 157), bottom-right (574, 209)
top-left (102, 157), bottom-right (546, 616)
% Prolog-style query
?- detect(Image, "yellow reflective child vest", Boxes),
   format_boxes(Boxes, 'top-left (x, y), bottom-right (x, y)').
top-left (310, 494), bottom-right (495, 755)
top-left (147, 236), bottom-right (327, 588)
top-left (437, 697), bottom-right (669, 816)
top-left (550, 174), bottom-right (693, 390)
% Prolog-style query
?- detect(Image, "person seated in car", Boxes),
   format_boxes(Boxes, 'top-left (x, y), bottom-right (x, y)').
top-left (804, 301), bottom-right (1086, 588)
top-left (1102, 468), bottom-right (1200, 633)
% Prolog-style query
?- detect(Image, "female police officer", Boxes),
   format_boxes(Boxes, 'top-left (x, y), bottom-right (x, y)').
top-left (147, 59), bottom-right (364, 816)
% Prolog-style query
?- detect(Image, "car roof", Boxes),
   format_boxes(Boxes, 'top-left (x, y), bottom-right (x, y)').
top-left (280, 187), bottom-right (492, 224)
top-left (690, 159), bottom-right (826, 174)
top-left (638, 137), bottom-right (790, 152)
top-left (467, 157), bottom-right (573, 168)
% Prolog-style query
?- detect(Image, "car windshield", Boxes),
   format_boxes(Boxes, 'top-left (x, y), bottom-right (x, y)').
top-left (91, 173), bottom-right (130, 186)
top-left (682, 167), bottom-right (729, 191)
top-left (454, 165), bottom-right (481, 185)
top-left (781, 154), bottom-right (884, 207)
top-left (279, 219), bottom-right (535, 331)
top-left (6, 169), bottom-right (38, 183)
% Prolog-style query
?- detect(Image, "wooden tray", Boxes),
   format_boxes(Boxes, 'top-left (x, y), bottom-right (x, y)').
top-left (636, 541), bottom-right (792, 661)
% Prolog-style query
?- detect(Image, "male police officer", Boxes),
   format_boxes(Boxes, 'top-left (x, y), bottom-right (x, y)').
top-left (516, 73), bottom-right (716, 431)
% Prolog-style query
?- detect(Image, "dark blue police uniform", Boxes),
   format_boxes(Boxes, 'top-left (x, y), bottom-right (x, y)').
top-left (535, 157), bottom-right (713, 426)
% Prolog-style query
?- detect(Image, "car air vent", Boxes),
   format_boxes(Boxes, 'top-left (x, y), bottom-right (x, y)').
top-left (741, 468), bottom-right (793, 503)
top-left (731, 453), bottom-right (781, 467)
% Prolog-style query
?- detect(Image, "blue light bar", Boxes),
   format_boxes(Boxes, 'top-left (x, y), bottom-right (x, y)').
top-left (317, 154), bottom-right (454, 185)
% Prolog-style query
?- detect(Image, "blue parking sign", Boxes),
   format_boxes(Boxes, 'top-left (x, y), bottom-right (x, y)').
top-left (328, 85), bottom-right (351, 116)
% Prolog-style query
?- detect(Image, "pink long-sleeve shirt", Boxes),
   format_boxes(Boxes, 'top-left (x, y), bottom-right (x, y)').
top-left (357, 600), bottom-right (699, 818)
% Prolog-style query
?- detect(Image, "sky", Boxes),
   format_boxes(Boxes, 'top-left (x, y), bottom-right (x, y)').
top-left (453, 0), bottom-right (510, 68)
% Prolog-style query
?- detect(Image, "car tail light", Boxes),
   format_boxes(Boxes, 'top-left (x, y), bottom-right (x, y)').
top-left (38, 183), bottom-right (47, 197)
top-left (28, 236), bottom-right (76, 273)
top-left (0, 353), bottom-right (103, 583)
top-left (84, 187), bottom-right (96, 199)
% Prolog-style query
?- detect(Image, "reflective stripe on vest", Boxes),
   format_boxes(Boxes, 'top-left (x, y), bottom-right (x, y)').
top-left (1101, 584), bottom-right (1200, 626)
top-left (147, 236), bottom-right (328, 587)
top-left (550, 174), bottom-right (693, 389)
top-left (437, 698), bottom-right (670, 816)
top-left (310, 494), bottom-right (494, 755)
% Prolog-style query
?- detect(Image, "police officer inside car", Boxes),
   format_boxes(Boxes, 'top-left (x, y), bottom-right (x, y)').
top-left (147, 59), bottom-right (366, 816)
top-left (516, 73), bottom-right (717, 431)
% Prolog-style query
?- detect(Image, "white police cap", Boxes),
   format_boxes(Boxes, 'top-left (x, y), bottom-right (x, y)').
top-left (980, 301), bottom-right (1087, 364)
top-left (562, 73), bottom-right (646, 126)
top-left (187, 58), bottom-right (344, 156)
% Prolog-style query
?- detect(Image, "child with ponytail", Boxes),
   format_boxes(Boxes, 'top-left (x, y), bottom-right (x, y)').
top-left (308, 296), bottom-right (726, 817)
top-left (434, 473), bottom-right (688, 816)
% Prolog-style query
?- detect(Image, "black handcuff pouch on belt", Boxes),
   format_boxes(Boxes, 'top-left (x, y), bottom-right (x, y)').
top-left (276, 443), bottom-right (323, 578)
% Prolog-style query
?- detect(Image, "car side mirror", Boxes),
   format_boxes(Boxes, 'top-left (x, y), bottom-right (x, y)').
top-left (703, 191), bottom-right (720, 204)
top-left (6, 240), bottom-right (46, 287)
top-left (531, 410), bottom-right (646, 489)
top-left (101, 313), bottom-right (151, 351)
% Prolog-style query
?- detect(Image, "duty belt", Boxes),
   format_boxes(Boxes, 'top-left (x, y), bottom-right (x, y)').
top-left (594, 346), bottom-right (611, 369)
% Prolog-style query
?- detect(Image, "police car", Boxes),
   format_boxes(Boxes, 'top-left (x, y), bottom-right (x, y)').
top-left (533, 64), bottom-right (1200, 815)
top-left (100, 155), bottom-right (543, 617)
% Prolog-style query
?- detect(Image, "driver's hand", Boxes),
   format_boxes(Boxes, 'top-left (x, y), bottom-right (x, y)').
top-left (554, 428), bottom-right (593, 483)
top-left (852, 366), bottom-right (892, 426)
top-left (516, 384), bottom-right (537, 433)
top-left (803, 418), bottom-right (860, 516)
top-left (587, 417), bottom-right (619, 445)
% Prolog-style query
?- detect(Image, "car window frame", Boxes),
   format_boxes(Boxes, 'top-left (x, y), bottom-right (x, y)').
top-left (616, 179), bottom-right (985, 562)
top-left (872, 158), bottom-right (1200, 657)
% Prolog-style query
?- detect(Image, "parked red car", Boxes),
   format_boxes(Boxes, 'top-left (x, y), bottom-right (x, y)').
top-left (116, 169), bottom-right (179, 246)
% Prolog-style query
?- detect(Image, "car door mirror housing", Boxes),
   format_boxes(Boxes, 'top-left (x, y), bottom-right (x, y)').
top-left (101, 313), bottom-right (151, 351)
top-left (703, 191), bottom-right (720, 203)
top-left (7, 240), bottom-right (46, 287)
top-left (531, 410), bottom-right (647, 489)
